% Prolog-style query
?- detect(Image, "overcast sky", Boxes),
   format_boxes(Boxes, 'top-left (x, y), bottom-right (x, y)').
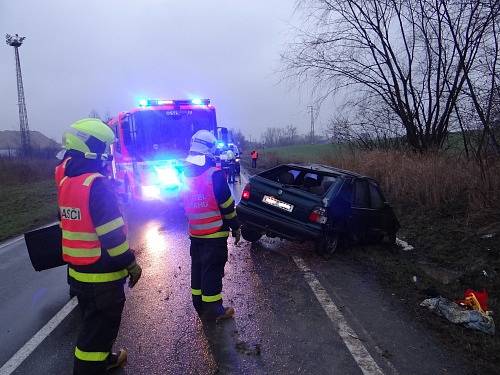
top-left (0, 1), bottom-right (332, 142)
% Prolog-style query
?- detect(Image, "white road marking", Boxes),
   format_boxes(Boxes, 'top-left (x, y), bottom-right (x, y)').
top-left (0, 297), bottom-right (78, 375)
top-left (0, 236), bottom-right (23, 250)
top-left (292, 256), bottom-right (385, 375)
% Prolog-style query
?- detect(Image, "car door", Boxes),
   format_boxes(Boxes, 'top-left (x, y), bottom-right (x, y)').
top-left (350, 178), bottom-right (395, 240)
top-left (349, 178), bottom-right (372, 239)
top-left (369, 181), bottom-right (399, 235)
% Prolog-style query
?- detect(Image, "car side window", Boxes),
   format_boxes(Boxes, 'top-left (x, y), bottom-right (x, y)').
top-left (369, 182), bottom-right (385, 209)
top-left (353, 179), bottom-right (370, 208)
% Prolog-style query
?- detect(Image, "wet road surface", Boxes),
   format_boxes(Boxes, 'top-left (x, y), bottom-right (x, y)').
top-left (0, 236), bottom-right (69, 368)
top-left (1, 180), bottom-right (471, 374)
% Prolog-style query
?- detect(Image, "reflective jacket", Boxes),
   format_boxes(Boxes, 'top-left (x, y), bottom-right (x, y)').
top-left (183, 167), bottom-right (224, 237)
top-left (58, 159), bottom-right (133, 284)
top-left (59, 172), bottom-right (106, 265)
top-left (55, 157), bottom-right (71, 193)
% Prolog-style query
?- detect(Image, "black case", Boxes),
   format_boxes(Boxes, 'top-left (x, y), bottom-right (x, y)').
top-left (24, 224), bottom-right (65, 271)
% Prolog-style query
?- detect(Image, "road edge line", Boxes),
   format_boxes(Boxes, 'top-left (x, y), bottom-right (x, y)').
top-left (0, 236), bottom-right (23, 250)
top-left (292, 256), bottom-right (385, 375)
top-left (0, 297), bottom-right (78, 375)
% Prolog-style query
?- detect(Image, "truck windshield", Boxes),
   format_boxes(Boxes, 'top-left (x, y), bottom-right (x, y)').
top-left (125, 109), bottom-right (215, 158)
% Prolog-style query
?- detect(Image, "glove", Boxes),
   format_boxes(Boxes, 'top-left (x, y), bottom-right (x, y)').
top-left (232, 228), bottom-right (241, 245)
top-left (127, 261), bottom-right (142, 288)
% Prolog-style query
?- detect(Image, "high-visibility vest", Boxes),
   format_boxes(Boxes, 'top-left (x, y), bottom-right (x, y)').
top-left (55, 157), bottom-right (71, 192)
top-left (183, 167), bottom-right (223, 237)
top-left (251, 151), bottom-right (258, 159)
top-left (58, 172), bottom-right (104, 266)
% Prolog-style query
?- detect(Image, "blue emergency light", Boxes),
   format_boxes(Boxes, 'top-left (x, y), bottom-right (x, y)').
top-left (138, 98), bottom-right (211, 107)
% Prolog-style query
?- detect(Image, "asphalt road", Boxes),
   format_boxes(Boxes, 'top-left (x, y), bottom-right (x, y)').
top-left (0, 179), bottom-right (471, 374)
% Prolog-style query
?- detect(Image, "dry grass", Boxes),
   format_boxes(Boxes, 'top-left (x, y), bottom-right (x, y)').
top-left (254, 148), bottom-right (500, 219)
top-left (0, 158), bottom-right (57, 185)
top-left (329, 151), bottom-right (499, 213)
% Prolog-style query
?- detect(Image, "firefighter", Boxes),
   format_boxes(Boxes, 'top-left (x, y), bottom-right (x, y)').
top-left (57, 118), bottom-right (142, 374)
top-left (251, 149), bottom-right (258, 168)
top-left (182, 130), bottom-right (241, 321)
top-left (224, 148), bottom-right (236, 183)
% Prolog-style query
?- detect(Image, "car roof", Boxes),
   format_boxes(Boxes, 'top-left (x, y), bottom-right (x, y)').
top-left (285, 163), bottom-right (366, 178)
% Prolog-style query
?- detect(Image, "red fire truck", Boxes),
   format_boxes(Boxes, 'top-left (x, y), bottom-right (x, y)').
top-left (107, 98), bottom-right (217, 201)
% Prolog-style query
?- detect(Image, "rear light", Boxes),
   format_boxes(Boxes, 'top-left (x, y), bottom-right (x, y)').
top-left (242, 183), bottom-right (251, 200)
top-left (309, 207), bottom-right (327, 224)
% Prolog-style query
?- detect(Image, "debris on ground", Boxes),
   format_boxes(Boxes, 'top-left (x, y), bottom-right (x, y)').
top-left (395, 238), bottom-right (414, 251)
top-left (456, 289), bottom-right (490, 315)
top-left (421, 296), bottom-right (495, 335)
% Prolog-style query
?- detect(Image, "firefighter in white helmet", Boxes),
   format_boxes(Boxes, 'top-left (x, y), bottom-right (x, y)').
top-left (182, 130), bottom-right (240, 321)
top-left (56, 118), bottom-right (142, 374)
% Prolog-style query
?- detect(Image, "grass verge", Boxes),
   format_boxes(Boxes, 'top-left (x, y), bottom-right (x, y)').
top-left (0, 180), bottom-right (57, 242)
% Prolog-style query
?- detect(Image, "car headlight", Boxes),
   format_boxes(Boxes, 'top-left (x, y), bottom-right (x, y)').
top-left (142, 185), bottom-right (161, 199)
top-left (155, 166), bottom-right (181, 187)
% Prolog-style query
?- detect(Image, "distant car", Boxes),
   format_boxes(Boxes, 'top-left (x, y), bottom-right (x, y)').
top-left (236, 163), bottom-right (399, 256)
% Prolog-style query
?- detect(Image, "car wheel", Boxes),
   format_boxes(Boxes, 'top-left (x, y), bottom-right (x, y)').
top-left (316, 234), bottom-right (339, 259)
top-left (241, 225), bottom-right (262, 243)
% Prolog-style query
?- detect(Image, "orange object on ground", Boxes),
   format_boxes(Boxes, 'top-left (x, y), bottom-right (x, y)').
top-left (457, 289), bottom-right (489, 314)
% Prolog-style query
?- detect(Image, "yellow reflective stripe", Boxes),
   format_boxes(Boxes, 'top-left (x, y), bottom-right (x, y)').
top-left (223, 211), bottom-right (237, 220)
top-left (62, 230), bottom-right (98, 241)
top-left (75, 347), bottom-right (109, 362)
top-left (187, 211), bottom-right (221, 220)
top-left (59, 176), bottom-right (68, 187)
top-left (220, 196), bottom-right (234, 209)
top-left (191, 288), bottom-right (202, 296)
top-left (190, 220), bottom-right (223, 231)
top-left (202, 293), bottom-right (222, 302)
top-left (68, 267), bottom-right (128, 283)
top-left (95, 217), bottom-right (125, 236)
top-left (83, 173), bottom-right (103, 186)
top-left (62, 246), bottom-right (101, 257)
top-left (190, 231), bottom-right (230, 239)
top-left (107, 240), bottom-right (129, 257)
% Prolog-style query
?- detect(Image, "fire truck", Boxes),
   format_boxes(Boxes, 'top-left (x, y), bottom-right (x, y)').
top-left (107, 98), bottom-right (217, 201)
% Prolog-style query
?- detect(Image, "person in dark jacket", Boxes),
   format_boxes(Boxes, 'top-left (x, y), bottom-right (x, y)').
top-left (182, 130), bottom-right (240, 321)
top-left (56, 118), bottom-right (142, 375)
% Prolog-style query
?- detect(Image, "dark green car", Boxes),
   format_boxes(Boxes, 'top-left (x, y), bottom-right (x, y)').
top-left (236, 163), bottom-right (399, 256)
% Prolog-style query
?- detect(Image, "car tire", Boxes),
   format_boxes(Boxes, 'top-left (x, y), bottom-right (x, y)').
top-left (316, 234), bottom-right (339, 259)
top-left (241, 225), bottom-right (262, 243)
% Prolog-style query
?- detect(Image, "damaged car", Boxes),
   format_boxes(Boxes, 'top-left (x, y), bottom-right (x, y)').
top-left (236, 163), bottom-right (399, 256)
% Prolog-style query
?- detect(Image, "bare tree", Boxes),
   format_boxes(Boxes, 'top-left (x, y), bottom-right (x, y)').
top-left (284, 0), bottom-right (499, 151)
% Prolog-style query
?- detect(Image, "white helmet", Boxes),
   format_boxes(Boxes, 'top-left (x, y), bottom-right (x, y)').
top-left (189, 130), bottom-right (217, 155)
top-left (185, 130), bottom-right (217, 166)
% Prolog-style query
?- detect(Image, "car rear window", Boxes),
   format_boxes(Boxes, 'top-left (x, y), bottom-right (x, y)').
top-left (260, 166), bottom-right (338, 196)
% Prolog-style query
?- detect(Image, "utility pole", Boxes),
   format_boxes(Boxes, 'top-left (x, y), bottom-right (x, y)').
top-left (6, 34), bottom-right (30, 156)
top-left (308, 105), bottom-right (315, 144)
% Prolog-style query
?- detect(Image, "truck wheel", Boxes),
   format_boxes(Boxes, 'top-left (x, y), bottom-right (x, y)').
top-left (241, 225), bottom-right (262, 243)
top-left (316, 234), bottom-right (339, 259)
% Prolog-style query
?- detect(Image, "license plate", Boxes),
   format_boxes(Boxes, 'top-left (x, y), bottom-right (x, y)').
top-left (262, 195), bottom-right (294, 212)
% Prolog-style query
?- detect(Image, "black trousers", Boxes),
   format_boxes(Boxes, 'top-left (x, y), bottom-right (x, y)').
top-left (252, 159), bottom-right (257, 168)
top-left (69, 281), bottom-right (125, 375)
top-left (190, 238), bottom-right (228, 316)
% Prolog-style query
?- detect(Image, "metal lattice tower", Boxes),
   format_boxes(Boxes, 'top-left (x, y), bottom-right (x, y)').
top-left (6, 34), bottom-right (30, 155)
